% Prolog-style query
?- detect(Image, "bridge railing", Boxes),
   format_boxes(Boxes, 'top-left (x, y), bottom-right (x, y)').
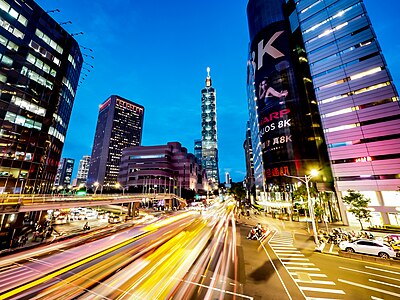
top-left (0, 193), bottom-right (186, 205)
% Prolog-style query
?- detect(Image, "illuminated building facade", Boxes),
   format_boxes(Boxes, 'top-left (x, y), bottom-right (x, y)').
top-left (247, 0), bottom-right (339, 220)
top-left (201, 67), bottom-right (220, 189)
top-left (247, 0), bottom-right (400, 225)
top-left (118, 142), bottom-right (208, 196)
top-left (296, 0), bottom-right (400, 225)
top-left (0, 0), bottom-right (82, 194)
top-left (54, 158), bottom-right (74, 187)
top-left (87, 95), bottom-right (144, 187)
top-left (76, 155), bottom-right (90, 185)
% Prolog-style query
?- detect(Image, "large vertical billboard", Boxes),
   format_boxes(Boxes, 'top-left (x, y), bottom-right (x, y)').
top-left (250, 21), bottom-right (302, 182)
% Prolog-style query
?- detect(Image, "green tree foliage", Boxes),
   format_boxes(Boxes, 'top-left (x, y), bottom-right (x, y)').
top-left (342, 189), bottom-right (371, 230)
top-left (228, 182), bottom-right (246, 202)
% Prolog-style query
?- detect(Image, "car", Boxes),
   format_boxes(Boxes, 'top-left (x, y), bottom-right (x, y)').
top-left (339, 239), bottom-right (396, 259)
top-left (391, 240), bottom-right (400, 251)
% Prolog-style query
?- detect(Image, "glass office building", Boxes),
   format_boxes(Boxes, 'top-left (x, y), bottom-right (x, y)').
top-left (247, 0), bottom-right (335, 211)
top-left (87, 95), bottom-right (144, 187)
top-left (295, 0), bottom-right (400, 225)
top-left (54, 158), bottom-right (74, 187)
top-left (201, 68), bottom-right (220, 189)
top-left (0, 0), bottom-right (82, 194)
top-left (247, 0), bottom-right (400, 225)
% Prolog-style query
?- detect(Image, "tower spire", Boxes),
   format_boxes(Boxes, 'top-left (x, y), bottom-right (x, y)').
top-left (206, 66), bottom-right (212, 87)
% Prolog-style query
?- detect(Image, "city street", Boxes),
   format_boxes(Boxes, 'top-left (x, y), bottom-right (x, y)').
top-left (1, 205), bottom-right (400, 299)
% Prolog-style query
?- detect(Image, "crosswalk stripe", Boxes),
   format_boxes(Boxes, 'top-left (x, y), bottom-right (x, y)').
top-left (286, 267), bottom-right (320, 271)
top-left (294, 279), bottom-right (335, 285)
top-left (300, 287), bottom-right (345, 294)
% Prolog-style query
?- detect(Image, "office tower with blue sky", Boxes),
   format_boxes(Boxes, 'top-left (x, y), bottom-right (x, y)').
top-left (0, 0), bottom-right (82, 194)
top-left (87, 95), bottom-right (144, 188)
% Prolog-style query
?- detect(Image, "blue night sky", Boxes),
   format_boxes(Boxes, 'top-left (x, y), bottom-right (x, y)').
top-left (35, 0), bottom-right (400, 183)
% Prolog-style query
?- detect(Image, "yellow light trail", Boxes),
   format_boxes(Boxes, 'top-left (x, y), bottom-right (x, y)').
top-left (0, 230), bottom-right (154, 300)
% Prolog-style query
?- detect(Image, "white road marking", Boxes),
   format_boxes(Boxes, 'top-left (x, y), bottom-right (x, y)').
top-left (371, 296), bottom-right (384, 300)
top-left (369, 279), bottom-right (400, 289)
top-left (25, 257), bottom-right (53, 266)
top-left (299, 286), bottom-right (345, 294)
top-left (339, 279), bottom-right (400, 298)
top-left (294, 279), bottom-right (335, 285)
top-left (339, 267), bottom-right (400, 282)
top-left (283, 262), bottom-right (315, 266)
top-left (183, 280), bottom-right (254, 300)
top-left (274, 250), bottom-right (302, 253)
top-left (277, 254), bottom-right (305, 257)
top-left (329, 244), bottom-right (334, 253)
top-left (286, 267), bottom-right (320, 271)
top-left (290, 273), bottom-right (327, 278)
top-left (280, 258), bottom-right (310, 261)
top-left (365, 266), bottom-right (400, 275)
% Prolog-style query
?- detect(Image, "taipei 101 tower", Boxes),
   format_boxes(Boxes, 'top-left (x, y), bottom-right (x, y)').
top-left (201, 67), bottom-right (220, 189)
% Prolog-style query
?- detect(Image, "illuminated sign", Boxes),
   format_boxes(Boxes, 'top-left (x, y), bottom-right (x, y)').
top-left (355, 156), bottom-right (373, 163)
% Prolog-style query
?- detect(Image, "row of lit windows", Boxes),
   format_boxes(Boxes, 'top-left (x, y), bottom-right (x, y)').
top-left (35, 29), bottom-right (63, 54)
top-left (0, 33), bottom-right (18, 51)
top-left (305, 14), bottom-right (364, 45)
top-left (21, 66), bottom-right (54, 90)
top-left (311, 39), bottom-right (374, 75)
top-left (299, 0), bottom-right (321, 14)
top-left (0, 0), bottom-right (28, 26)
top-left (303, 4), bottom-right (357, 35)
top-left (116, 99), bottom-right (144, 114)
top-left (4, 111), bottom-right (42, 130)
top-left (29, 40), bottom-right (61, 66)
top-left (68, 54), bottom-right (76, 69)
top-left (0, 53), bottom-right (12, 66)
top-left (62, 77), bottom-right (75, 97)
top-left (319, 82), bottom-right (391, 105)
top-left (324, 113), bottom-right (400, 134)
top-left (317, 67), bottom-right (383, 91)
top-left (26, 53), bottom-right (57, 77)
top-left (53, 113), bottom-right (66, 128)
top-left (0, 16), bottom-right (24, 39)
top-left (323, 96), bottom-right (398, 120)
top-left (11, 95), bottom-right (46, 116)
top-left (48, 126), bottom-right (65, 143)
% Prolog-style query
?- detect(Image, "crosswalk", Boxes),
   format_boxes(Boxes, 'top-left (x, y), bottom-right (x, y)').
top-left (269, 231), bottom-right (346, 299)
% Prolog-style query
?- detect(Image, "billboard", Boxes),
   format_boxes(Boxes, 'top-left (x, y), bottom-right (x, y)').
top-left (250, 21), bottom-right (300, 181)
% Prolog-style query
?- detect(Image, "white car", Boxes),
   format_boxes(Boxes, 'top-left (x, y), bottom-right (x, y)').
top-left (339, 239), bottom-right (396, 259)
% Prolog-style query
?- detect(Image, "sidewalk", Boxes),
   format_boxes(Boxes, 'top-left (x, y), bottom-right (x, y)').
top-left (235, 210), bottom-right (388, 255)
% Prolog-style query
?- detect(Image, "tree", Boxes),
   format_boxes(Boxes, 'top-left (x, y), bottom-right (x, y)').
top-left (228, 182), bottom-right (246, 203)
top-left (342, 190), bottom-right (371, 230)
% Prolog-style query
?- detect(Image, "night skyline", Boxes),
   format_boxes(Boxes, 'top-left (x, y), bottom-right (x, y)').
top-left (35, 0), bottom-right (400, 183)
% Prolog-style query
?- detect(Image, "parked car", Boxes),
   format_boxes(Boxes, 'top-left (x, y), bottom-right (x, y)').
top-left (339, 239), bottom-right (396, 259)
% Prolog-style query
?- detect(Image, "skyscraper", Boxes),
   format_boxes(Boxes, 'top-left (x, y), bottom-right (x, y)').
top-left (295, 0), bottom-right (400, 225)
top-left (247, 0), bottom-right (400, 225)
top-left (194, 139), bottom-right (202, 164)
top-left (76, 155), bottom-right (90, 185)
top-left (0, 0), bottom-right (82, 194)
top-left (201, 67), bottom-right (220, 189)
top-left (54, 158), bottom-right (74, 187)
top-left (87, 95), bottom-right (144, 187)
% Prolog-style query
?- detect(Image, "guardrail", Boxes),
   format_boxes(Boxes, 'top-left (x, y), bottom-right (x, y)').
top-left (0, 193), bottom-right (186, 213)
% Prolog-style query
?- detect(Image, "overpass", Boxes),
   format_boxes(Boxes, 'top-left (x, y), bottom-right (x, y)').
top-left (0, 193), bottom-right (187, 214)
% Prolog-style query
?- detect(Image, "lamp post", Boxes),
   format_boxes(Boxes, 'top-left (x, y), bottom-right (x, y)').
top-left (93, 181), bottom-right (102, 195)
top-left (115, 183), bottom-right (127, 195)
top-left (284, 170), bottom-right (319, 247)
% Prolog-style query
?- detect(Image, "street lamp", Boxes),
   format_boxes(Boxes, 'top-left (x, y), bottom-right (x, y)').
top-left (284, 169), bottom-right (319, 248)
top-left (115, 183), bottom-right (127, 195)
top-left (93, 181), bottom-right (103, 195)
